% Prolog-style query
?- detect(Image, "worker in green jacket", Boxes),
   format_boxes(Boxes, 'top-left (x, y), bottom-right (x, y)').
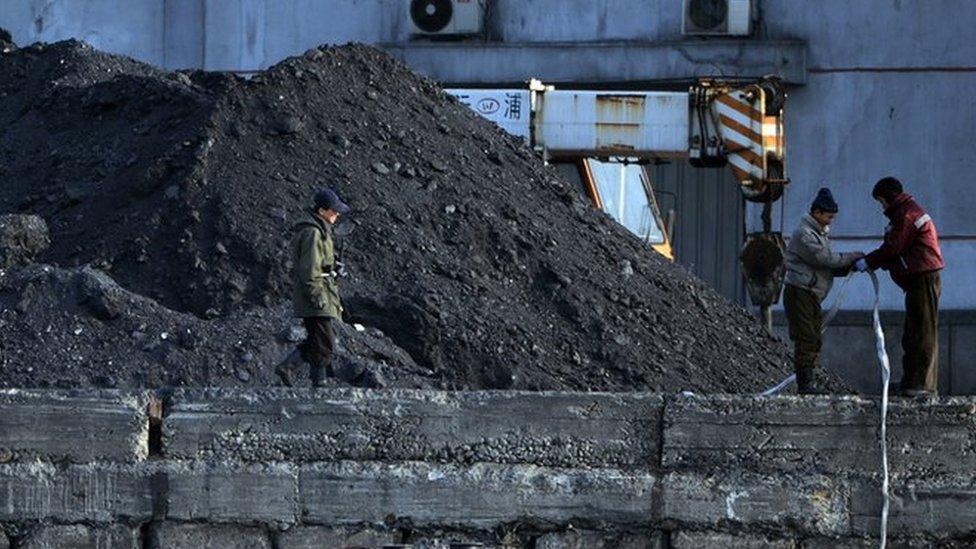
top-left (276, 189), bottom-right (350, 387)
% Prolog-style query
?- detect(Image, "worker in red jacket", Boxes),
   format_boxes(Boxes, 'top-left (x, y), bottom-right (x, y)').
top-left (854, 177), bottom-right (945, 396)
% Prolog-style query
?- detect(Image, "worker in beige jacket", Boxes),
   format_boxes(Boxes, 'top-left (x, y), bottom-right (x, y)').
top-left (783, 188), bottom-right (861, 394)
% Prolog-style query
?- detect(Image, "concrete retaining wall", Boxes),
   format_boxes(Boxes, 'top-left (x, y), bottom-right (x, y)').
top-left (0, 390), bottom-right (150, 463)
top-left (1, 389), bottom-right (975, 547)
top-left (663, 395), bottom-right (976, 476)
top-left (162, 388), bottom-right (661, 468)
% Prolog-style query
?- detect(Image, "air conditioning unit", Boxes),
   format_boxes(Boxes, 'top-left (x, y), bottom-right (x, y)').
top-left (683, 0), bottom-right (752, 36)
top-left (408, 0), bottom-right (485, 36)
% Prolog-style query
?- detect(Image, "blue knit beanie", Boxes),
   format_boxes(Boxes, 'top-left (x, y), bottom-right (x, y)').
top-left (811, 187), bottom-right (838, 213)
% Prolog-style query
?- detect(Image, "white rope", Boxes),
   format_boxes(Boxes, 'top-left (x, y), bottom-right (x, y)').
top-left (760, 273), bottom-right (855, 396)
top-left (759, 373), bottom-right (796, 396)
top-left (869, 270), bottom-right (891, 549)
top-left (760, 271), bottom-right (891, 548)
top-left (821, 272), bottom-right (855, 330)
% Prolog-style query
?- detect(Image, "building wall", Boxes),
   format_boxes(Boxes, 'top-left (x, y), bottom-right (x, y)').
top-left (752, 0), bottom-right (976, 312)
top-left (1, 0), bottom-right (165, 63)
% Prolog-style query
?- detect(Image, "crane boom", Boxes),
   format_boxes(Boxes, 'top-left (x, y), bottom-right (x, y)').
top-left (448, 77), bottom-right (788, 202)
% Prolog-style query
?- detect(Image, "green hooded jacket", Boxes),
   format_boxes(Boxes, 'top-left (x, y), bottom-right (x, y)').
top-left (290, 212), bottom-right (342, 318)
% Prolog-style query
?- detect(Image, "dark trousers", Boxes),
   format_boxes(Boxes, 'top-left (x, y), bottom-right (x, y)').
top-left (783, 284), bottom-right (822, 373)
top-left (901, 271), bottom-right (941, 392)
top-left (299, 317), bottom-right (335, 381)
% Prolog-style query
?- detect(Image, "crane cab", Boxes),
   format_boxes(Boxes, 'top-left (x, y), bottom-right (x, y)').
top-left (550, 157), bottom-right (674, 260)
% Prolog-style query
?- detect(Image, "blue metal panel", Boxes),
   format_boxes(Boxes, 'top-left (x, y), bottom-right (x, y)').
top-left (651, 162), bottom-right (746, 303)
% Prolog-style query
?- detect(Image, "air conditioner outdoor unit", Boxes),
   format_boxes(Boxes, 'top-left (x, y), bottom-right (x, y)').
top-left (682, 0), bottom-right (752, 36)
top-left (408, 0), bottom-right (485, 36)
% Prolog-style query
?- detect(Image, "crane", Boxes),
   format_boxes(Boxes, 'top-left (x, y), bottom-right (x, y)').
top-left (448, 77), bottom-right (788, 328)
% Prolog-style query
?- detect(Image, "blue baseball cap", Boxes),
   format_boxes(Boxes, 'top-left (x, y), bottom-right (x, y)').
top-left (314, 188), bottom-right (351, 215)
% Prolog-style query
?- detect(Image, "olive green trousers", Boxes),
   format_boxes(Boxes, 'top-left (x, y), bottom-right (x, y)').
top-left (901, 271), bottom-right (941, 392)
top-left (783, 284), bottom-right (822, 374)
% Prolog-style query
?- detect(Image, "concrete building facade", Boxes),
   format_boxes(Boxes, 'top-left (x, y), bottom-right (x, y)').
top-left (2, 0), bottom-right (973, 392)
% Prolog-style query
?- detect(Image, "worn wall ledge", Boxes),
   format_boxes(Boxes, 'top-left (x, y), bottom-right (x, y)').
top-left (380, 39), bottom-right (808, 86)
top-left (1, 389), bottom-right (974, 548)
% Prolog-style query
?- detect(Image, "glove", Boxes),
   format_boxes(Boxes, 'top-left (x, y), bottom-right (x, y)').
top-left (853, 258), bottom-right (869, 272)
top-left (335, 261), bottom-right (348, 278)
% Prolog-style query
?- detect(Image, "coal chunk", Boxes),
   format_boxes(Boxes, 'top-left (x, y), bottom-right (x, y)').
top-left (268, 114), bottom-right (303, 135)
top-left (74, 267), bottom-right (124, 321)
top-left (0, 214), bottom-right (49, 267)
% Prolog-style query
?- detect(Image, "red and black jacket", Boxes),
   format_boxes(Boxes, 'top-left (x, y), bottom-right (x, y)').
top-left (865, 193), bottom-right (944, 288)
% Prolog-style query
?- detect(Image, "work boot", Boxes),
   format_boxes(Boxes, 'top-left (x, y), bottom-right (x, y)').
top-left (796, 368), bottom-right (829, 395)
top-left (310, 364), bottom-right (335, 388)
top-left (902, 387), bottom-right (936, 398)
top-left (274, 348), bottom-right (303, 387)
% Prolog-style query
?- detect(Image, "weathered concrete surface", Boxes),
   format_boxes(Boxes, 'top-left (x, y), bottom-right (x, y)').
top-left (660, 472), bottom-right (848, 536)
top-left (535, 529), bottom-right (664, 548)
top-left (0, 463), bottom-right (154, 523)
top-left (407, 533), bottom-right (500, 548)
top-left (384, 40), bottom-right (807, 85)
top-left (163, 388), bottom-right (660, 469)
top-left (800, 537), bottom-right (935, 548)
top-left (850, 477), bottom-right (976, 537)
top-left (0, 390), bottom-right (149, 463)
top-left (663, 395), bottom-right (976, 476)
top-left (276, 525), bottom-right (395, 548)
top-left (164, 462), bottom-right (299, 525)
top-left (2, 391), bottom-right (976, 545)
top-left (664, 395), bottom-right (873, 473)
top-left (19, 524), bottom-right (140, 549)
top-left (149, 523), bottom-right (271, 549)
top-left (671, 531), bottom-right (795, 548)
top-left (299, 461), bottom-right (654, 528)
top-left (884, 399), bottom-right (976, 476)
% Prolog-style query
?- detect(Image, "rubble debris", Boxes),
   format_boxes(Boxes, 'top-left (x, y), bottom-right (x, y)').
top-left (0, 263), bottom-right (435, 389)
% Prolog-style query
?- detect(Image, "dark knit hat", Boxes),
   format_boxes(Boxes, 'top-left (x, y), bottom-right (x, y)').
top-left (811, 187), bottom-right (838, 213)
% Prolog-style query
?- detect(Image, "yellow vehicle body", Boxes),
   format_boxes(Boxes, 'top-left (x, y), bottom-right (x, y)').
top-left (651, 240), bottom-right (674, 261)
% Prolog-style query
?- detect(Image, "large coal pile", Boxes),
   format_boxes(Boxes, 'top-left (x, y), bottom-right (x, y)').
top-left (1, 38), bottom-right (805, 392)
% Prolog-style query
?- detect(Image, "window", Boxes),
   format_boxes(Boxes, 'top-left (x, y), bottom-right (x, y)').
top-left (588, 159), bottom-right (666, 245)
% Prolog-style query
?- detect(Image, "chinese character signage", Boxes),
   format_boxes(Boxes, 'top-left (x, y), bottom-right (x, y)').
top-left (446, 89), bottom-right (531, 142)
